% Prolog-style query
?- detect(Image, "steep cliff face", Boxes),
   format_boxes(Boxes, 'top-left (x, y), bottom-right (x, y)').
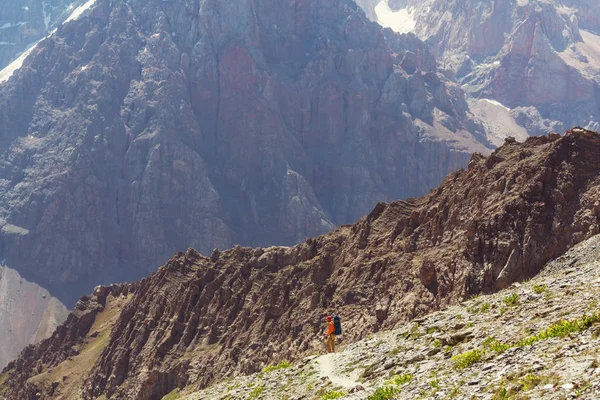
top-left (2, 129), bottom-right (599, 400)
top-left (0, 0), bottom-right (89, 71)
top-left (362, 0), bottom-right (600, 142)
top-left (0, 0), bottom-right (489, 308)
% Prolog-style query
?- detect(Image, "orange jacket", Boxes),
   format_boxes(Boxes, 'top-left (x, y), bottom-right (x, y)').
top-left (326, 322), bottom-right (335, 335)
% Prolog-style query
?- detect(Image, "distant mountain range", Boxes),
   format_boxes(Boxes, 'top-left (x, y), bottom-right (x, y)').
top-left (359, 0), bottom-right (600, 143)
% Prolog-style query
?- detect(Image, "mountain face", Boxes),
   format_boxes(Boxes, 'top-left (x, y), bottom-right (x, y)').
top-left (0, 0), bottom-right (490, 309)
top-left (363, 0), bottom-right (600, 143)
top-left (2, 129), bottom-right (599, 400)
top-left (0, 0), bottom-right (89, 71)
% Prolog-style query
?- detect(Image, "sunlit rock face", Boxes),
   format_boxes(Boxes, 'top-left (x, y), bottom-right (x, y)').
top-left (0, 265), bottom-right (68, 369)
top-left (363, 0), bottom-right (600, 138)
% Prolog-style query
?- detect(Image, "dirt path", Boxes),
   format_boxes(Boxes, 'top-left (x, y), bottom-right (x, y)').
top-left (315, 352), bottom-right (362, 389)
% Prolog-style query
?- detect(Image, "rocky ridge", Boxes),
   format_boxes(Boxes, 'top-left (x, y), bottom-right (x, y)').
top-left (1, 129), bottom-right (599, 400)
top-left (182, 233), bottom-right (600, 400)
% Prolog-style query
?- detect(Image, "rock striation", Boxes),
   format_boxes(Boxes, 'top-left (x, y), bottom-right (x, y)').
top-left (1, 129), bottom-right (599, 400)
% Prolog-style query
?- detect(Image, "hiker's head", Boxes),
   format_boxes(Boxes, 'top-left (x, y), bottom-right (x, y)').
top-left (326, 315), bottom-right (332, 322)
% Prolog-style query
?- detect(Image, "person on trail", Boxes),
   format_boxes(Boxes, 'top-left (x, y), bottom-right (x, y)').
top-left (324, 315), bottom-right (336, 353)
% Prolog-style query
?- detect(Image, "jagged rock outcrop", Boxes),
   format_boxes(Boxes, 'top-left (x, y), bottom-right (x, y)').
top-left (0, 0), bottom-right (489, 310)
top-left (2, 129), bottom-right (599, 400)
top-left (361, 0), bottom-right (600, 142)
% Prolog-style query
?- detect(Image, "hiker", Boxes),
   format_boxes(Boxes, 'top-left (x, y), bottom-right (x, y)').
top-left (324, 315), bottom-right (336, 353)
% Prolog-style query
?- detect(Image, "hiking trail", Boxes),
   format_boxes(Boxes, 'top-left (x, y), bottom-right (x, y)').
top-left (314, 352), bottom-right (362, 389)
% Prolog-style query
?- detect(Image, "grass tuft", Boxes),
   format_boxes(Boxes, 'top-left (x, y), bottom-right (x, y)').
top-left (262, 360), bottom-right (292, 373)
top-left (321, 390), bottom-right (346, 400)
top-left (451, 349), bottom-right (485, 370)
top-left (368, 386), bottom-right (401, 400)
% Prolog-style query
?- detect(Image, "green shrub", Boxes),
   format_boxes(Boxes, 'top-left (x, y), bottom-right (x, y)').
top-left (480, 302), bottom-right (491, 313)
top-left (503, 293), bottom-right (519, 306)
top-left (321, 390), bottom-right (346, 400)
top-left (451, 349), bottom-right (485, 370)
top-left (433, 339), bottom-right (442, 348)
top-left (533, 284), bottom-right (547, 294)
top-left (482, 337), bottom-right (511, 354)
top-left (249, 385), bottom-right (266, 399)
top-left (518, 313), bottom-right (600, 347)
top-left (262, 360), bottom-right (292, 373)
top-left (519, 373), bottom-right (542, 391)
top-left (367, 386), bottom-right (401, 400)
top-left (386, 373), bottom-right (413, 386)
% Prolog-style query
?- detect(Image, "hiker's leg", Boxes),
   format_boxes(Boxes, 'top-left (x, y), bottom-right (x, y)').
top-left (331, 334), bottom-right (336, 353)
top-left (325, 337), bottom-right (330, 353)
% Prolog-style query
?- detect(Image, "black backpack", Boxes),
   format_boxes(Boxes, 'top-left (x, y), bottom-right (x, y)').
top-left (333, 315), bottom-right (342, 335)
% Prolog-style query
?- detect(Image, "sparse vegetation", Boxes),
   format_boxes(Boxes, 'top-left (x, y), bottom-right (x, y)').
top-left (321, 390), bottom-right (346, 400)
top-left (502, 293), bottom-right (520, 306)
top-left (249, 385), bottom-right (266, 399)
top-left (433, 339), bottom-right (442, 348)
top-left (161, 388), bottom-right (181, 400)
top-left (367, 386), bottom-right (401, 400)
top-left (262, 360), bottom-right (292, 373)
top-left (386, 373), bottom-right (413, 386)
top-left (448, 386), bottom-right (461, 398)
top-left (482, 337), bottom-right (511, 354)
top-left (480, 302), bottom-right (491, 313)
top-left (451, 349), bottom-right (485, 370)
top-left (519, 373), bottom-right (542, 391)
top-left (518, 313), bottom-right (600, 347)
top-left (533, 284), bottom-right (547, 294)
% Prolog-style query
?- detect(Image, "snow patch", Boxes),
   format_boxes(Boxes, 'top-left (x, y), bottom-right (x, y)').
top-left (0, 40), bottom-right (42, 83)
top-left (481, 98), bottom-right (510, 111)
top-left (64, 0), bottom-right (98, 24)
top-left (0, 22), bottom-right (26, 29)
top-left (42, 1), bottom-right (50, 30)
top-left (374, 1), bottom-right (416, 34)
